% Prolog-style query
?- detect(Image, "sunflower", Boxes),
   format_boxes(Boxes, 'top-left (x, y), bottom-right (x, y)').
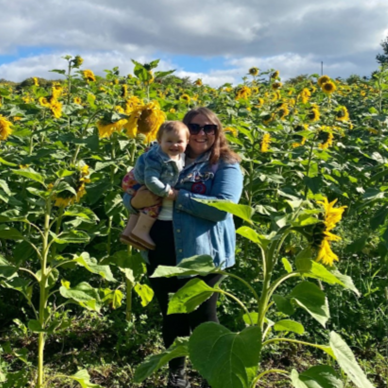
top-left (292, 137), bottom-right (306, 148)
top-left (261, 133), bottom-right (271, 152)
top-left (72, 55), bottom-right (84, 68)
top-left (235, 85), bottom-right (252, 100)
top-left (123, 100), bottom-right (165, 143)
top-left (39, 97), bottom-right (50, 107)
top-left (249, 67), bottom-right (259, 76)
top-left (336, 106), bottom-right (349, 122)
top-left (263, 113), bottom-right (275, 126)
top-left (223, 126), bottom-right (238, 136)
top-left (195, 79), bottom-right (203, 86)
top-left (50, 99), bottom-right (62, 119)
top-left (22, 95), bottom-right (32, 103)
top-left (277, 103), bottom-right (289, 120)
top-left (251, 86), bottom-right (259, 94)
top-left (318, 129), bottom-right (334, 149)
top-left (270, 91), bottom-right (281, 101)
top-left (74, 97), bottom-right (82, 105)
top-left (124, 96), bottom-right (143, 114)
top-left (287, 98), bottom-right (296, 107)
top-left (317, 75), bottom-right (330, 87)
top-left (307, 106), bottom-right (320, 122)
top-left (315, 198), bottom-right (347, 266)
top-left (0, 115), bottom-right (12, 141)
top-left (145, 70), bottom-right (154, 85)
top-left (367, 128), bottom-right (379, 135)
top-left (271, 70), bottom-right (280, 79)
top-left (299, 88), bottom-right (311, 104)
top-left (33, 77), bottom-right (39, 87)
top-left (180, 94), bottom-right (191, 103)
top-left (321, 81), bottom-right (336, 94)
top-left (52, 84), bottom-right (63, 99)
top-left (83, 69), bottom-right (96, 82)
top-left (54, 165), bottom-right (91, 208)
top-left (121, 84), bottom-right (128, 98)
top-left (169, 108), bottom-right (176, 114)
top-left (255, 98), bottom-right (264, 108)
top-left (115, 105), bottom-right (125, 114)
top-left (271, 82), bottom-right (282, 90)
top-left (97, 118), bottom-right (127, 138)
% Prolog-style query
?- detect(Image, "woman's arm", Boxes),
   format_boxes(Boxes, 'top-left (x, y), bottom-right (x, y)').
top-left (174, 162), bottom-right (243, 222)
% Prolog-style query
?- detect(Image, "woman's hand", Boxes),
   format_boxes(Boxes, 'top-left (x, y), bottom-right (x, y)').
top-left (131, 186), bottom-right (162, 209)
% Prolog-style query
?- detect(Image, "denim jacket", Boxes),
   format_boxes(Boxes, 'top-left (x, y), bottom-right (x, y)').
top-left (123, 151), bottom-right (243, 269)
top-left (133, 144), bottom-right (183, 197)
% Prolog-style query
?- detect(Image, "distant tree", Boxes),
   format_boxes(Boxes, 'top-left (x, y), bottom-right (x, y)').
top-left (0, 78), bottom-right (16, 85)
top-left (285, 74), bottom-right (309, 85)
top-left (17, 78), bottom-right (62, 90)
top-left (19, 78), bottom-right (35, 87)
top-left (376, 35), bottom-right (388, 66)
top-left (161, 75), bottom-right (192, 88)
top-left (346, 74), bottom-right (362, 84)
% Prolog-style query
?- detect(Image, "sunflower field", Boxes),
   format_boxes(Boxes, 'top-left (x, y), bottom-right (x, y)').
top-left (0, 56), bottom-right (387, 388)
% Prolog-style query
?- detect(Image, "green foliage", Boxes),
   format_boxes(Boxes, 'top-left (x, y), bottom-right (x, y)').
top-left (2, 55), bottom-right (388, 387)
top-left (189, 323), bottom-right (262, 388)
top-left (134, 337), bottom-right (189, 383)
top-left (376, 35), bottom-right (388, 65)
top-left (290, 366), bottom-right (343, 388)
top-left (329, 332), bottom-right (375, 388)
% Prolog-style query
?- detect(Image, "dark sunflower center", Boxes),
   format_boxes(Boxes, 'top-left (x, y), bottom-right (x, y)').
top-left (137, 109), bottom-right (153, 134)
top-left (318, 131), bottom-right (330, 143)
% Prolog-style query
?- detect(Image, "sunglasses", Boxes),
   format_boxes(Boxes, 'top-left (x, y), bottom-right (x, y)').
top-left (188, 123), bottom-right (217, 135)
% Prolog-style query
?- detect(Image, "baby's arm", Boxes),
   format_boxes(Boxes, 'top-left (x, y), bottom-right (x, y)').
top-left (143, 162), bottom-right (174, 198)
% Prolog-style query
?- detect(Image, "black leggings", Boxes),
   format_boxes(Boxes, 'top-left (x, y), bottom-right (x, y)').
top-left (147, 220), bottom-right (223, 370)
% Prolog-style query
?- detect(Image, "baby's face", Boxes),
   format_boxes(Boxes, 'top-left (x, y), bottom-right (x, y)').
top-left (159, 128), bottom-right (189, 158)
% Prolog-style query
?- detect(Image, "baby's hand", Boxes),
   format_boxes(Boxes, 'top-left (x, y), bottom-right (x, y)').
top-left (167, 189), bottom-right (178, 200)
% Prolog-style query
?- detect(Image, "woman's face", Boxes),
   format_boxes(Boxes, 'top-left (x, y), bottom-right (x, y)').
top-left (188, 114), bottom-right (216, 158)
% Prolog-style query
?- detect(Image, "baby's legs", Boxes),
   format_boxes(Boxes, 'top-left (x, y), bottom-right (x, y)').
top-left (129, 205), bottom-right (161, 250)
top-left (121, 169), bottom-right (162, 250)
top-left (120, 170), bottom-right (147, 250)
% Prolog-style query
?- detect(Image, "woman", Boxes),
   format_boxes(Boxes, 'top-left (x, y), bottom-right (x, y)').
top-left (124, 107), bottom-right (243, 388)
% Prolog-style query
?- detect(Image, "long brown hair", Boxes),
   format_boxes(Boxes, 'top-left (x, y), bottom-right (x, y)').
top-left (182, 107), bottom-right (241, 165)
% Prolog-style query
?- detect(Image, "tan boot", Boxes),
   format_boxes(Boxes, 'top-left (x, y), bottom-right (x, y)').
top-left (130, 212), bottom-right (156, 250)
top-left (120, 215), bottom-right (147, 251)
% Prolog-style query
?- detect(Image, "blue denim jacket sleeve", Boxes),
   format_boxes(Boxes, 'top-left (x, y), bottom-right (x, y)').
top-left (144, 162), bottom-right (171, 197)
top-left (175, 162), bottom-right (243, 222)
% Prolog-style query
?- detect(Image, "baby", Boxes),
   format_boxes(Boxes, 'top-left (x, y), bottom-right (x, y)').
top-left (120, 121), bottom-right (190, 250)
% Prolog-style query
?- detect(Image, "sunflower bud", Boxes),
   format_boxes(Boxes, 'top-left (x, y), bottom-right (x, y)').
top-left (72, 55), bottom-right (84, 68)
top-left (136, 133), bottom-right (147, 142)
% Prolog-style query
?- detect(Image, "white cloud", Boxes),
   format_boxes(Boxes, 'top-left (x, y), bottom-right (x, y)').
top-left (0, 0), bottom-right (387, 83)
top-left (0, 52), bottom-right (175, 82)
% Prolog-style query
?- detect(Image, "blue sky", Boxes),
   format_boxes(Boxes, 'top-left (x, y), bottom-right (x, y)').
top-left (0, 0), bottom-right (387, 86)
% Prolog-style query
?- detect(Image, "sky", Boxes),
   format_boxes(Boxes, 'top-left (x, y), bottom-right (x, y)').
top-left (0, 0), bottom-right (387, 87)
